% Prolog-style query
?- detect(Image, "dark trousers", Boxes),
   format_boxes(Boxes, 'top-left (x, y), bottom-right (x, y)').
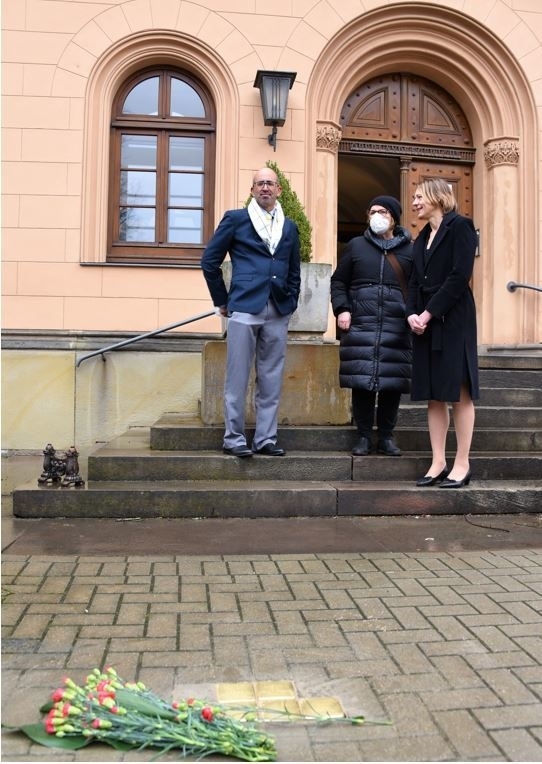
top-left (352, 389), bottom-right (402, 440)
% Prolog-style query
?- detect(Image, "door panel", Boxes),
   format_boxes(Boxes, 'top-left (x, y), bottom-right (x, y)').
top-left (406, 162), bottom-right (473, 238)
top-left (341, 73), bottom-right (472, 147)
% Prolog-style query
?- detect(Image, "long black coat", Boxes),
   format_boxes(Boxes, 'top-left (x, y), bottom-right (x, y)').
top-left (330, 227), bottom-right (413, 392)
top-left (406, 211), bottom-right (479, 402)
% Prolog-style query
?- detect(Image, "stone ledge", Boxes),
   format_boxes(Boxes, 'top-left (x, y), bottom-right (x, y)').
top-left (479, 345), bottom-right (542, 369)
top-left (200, 340), bottom-right (351, 425)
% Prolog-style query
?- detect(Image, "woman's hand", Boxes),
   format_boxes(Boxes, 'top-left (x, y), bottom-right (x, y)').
top-left (337, 311), bottom-right (351, 331)
top-left (408, 313), bottom-right (426, 335)
top-left (407, 310), bottom-right (432, 335)
top-left (419, 310), bottom-right (432, 327)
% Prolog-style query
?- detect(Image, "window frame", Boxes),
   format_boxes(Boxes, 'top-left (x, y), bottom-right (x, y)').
top-left (107, 67), bottom-right (216, 266)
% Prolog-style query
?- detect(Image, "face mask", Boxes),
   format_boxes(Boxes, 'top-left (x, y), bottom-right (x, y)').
top-left (369, 213), bottom-right (390, 235)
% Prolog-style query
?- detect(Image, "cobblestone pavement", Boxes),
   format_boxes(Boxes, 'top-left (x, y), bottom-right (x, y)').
top-left (2, 514), bottom-right (542, 762)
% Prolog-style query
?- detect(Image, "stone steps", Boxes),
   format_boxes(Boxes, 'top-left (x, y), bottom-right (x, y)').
top-left (149, 417), bottom-right (542, 453)
top-left (11, 355), bottom-right (542, 519)
top-left (84, 443), bottom-right (542, 483)
top-left (12, 479), bottom-right (540, 519)
top-left (478, 387), bottom-right (542, 406)
top-left (13, 425), bottom-right (542, 518)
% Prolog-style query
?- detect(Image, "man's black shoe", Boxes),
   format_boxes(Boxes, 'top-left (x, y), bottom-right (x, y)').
top-left (223, 445), bottom-right (253, 457)
top-left (254, 443), bottom-right (285, 456)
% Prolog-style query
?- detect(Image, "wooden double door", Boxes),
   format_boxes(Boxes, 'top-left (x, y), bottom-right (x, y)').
top-left (338, 73), bottom-right (475, 243)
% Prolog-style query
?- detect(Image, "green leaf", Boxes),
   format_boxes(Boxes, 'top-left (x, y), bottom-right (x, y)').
top-left (16, 724), bottom-right (90, 749)
top-left (7, 723), bottom-right (137, 753)
top-left (114, 689), bottom-right (177, 720)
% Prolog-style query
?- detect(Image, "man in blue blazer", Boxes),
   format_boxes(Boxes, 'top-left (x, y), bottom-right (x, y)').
top-left (201, 167), bottom-right (301, 457)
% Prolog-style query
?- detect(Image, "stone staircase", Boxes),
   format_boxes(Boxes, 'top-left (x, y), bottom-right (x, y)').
top-left (12, 361), bottom-right (542, 519)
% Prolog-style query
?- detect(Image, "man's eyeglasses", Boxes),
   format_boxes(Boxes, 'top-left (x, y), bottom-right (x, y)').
top-left (253, 180), bottom-right (278, 188)
top-left (368, 209), bottom-right (391, 216)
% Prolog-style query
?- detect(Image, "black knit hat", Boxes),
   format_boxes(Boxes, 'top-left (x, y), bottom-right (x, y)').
top-left (368, 195), bottom-right (402, 224)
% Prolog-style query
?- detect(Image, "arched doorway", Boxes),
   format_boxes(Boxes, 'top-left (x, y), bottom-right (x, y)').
top-left (307, 4), bottom-right (538, 345)
top-left (337, 73), bottom-right (474, 248)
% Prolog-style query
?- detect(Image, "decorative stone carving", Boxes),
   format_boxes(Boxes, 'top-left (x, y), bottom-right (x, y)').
top-left (316, 123), bottom-right (342, 153)
top-left (340, 139), bottom-right (475, 163)
top-left (484, 138), bottom-right (519, 168)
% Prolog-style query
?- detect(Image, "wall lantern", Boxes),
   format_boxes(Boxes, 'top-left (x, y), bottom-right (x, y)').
top-left (254, 70), bottom-right (297, 151)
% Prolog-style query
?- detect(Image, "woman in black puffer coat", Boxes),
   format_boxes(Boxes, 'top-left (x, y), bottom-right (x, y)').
top-left (331, 196), bottom-right (413, 456)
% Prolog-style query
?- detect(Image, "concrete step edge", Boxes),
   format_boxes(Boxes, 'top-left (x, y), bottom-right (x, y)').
top-left (15, 479), bottom-right (542, 491)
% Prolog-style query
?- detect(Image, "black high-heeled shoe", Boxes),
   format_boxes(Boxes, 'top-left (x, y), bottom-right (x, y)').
top-left (439, 470), bottom-right (472, 489)
top-left (416, 467), bottom-right (449, 487)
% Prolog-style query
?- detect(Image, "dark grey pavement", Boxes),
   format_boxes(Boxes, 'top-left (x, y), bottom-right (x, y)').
top-left (2, 509), bottom-right (542, 762)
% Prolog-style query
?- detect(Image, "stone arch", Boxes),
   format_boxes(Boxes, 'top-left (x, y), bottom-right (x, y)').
top-left (80, 30), bottom-right (239, 266)
top-left (306, 3), bottom-right (538, 345)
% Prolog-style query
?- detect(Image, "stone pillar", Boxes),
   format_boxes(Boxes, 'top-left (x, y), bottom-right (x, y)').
top-left (314, 121), bottom-right (342, 270)
top-left (314, 121), bottom-right (342, 339)
top-left (483, 138), bottom-right (522, 345)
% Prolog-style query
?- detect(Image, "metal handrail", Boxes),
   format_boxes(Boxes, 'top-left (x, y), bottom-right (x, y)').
top-left (507, 281), bottom-right (542, 294)
top-left (76, 309), bottom-right (216, 367)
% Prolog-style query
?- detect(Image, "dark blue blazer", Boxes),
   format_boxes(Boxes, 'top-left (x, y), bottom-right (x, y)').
top-left (201, 208), bottom-right (301, 316)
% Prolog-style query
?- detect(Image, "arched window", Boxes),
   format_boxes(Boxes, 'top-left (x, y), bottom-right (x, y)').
top-left (108, 68), bottom-right (215, 265)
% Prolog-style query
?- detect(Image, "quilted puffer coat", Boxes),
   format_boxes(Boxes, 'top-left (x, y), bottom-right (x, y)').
top-left (330, 227), bottom-right (413, 391)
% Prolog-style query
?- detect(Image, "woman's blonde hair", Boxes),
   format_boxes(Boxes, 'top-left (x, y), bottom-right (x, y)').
top-left (417, 178), bottom-right (457, 213)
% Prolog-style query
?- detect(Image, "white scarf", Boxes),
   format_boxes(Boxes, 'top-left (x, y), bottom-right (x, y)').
top-left (247, 197), bottom-right (284, 254)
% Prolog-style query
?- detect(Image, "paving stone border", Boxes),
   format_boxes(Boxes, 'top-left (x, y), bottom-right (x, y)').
top-left (2, 549), bottom-right (542, 762)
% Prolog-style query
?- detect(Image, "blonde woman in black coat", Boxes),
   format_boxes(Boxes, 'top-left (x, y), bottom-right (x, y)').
top-left (407, 179), bottom-right (479, 488)
top-left (331, 196), bottom-right (413, 457)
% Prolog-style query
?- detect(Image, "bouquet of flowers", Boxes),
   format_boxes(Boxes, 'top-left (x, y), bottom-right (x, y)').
top-left (8, 666), bottom-right (390, 760)
top-left (14, 666), bottom-right (277, 761)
